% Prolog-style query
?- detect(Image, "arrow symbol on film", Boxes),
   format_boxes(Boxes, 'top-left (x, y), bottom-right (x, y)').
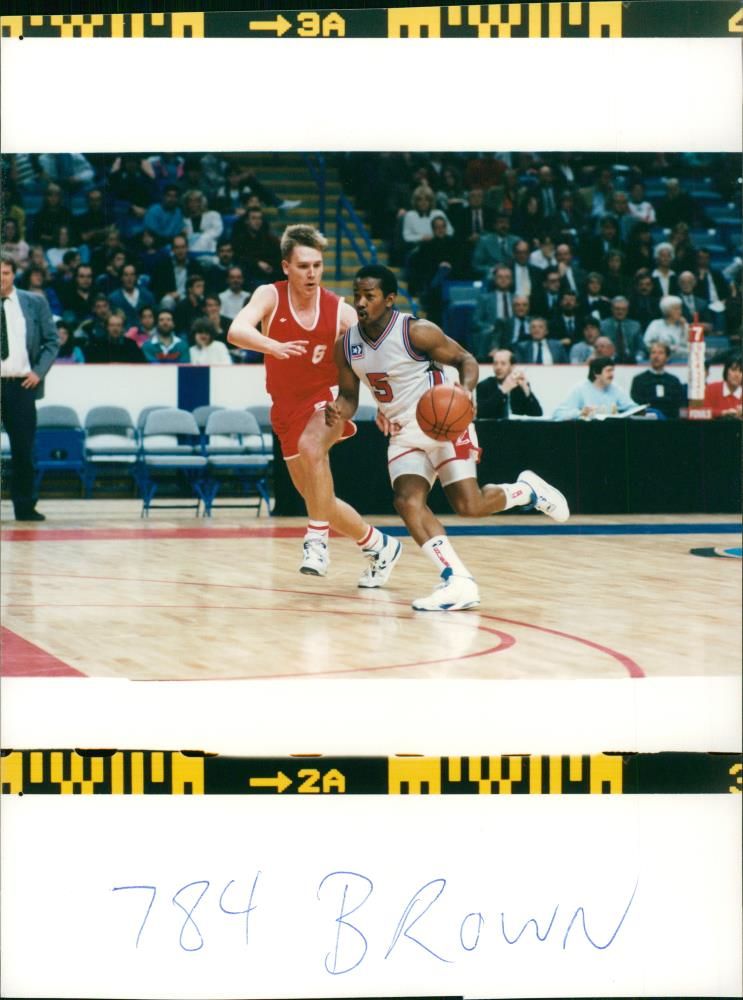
top-left (249, 771), bottom-right (292, 792)
top-left (248, 14), bottom-right (292, 36)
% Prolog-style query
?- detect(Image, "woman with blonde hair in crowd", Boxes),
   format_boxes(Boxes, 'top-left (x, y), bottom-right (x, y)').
top-left (402, 185), bottom-right (452, 247)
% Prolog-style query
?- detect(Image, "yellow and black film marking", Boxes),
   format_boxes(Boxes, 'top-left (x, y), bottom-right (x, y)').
top-left (1, 3), bottom-right (741, 40)
top-left (1, 750), bottom-right (740, 796)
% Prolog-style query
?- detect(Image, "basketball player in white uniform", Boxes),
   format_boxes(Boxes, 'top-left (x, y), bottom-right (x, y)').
top-left (326, 265), bottom-right (569, 611)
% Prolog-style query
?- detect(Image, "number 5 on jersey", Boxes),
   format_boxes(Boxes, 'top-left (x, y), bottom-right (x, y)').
top-left (368, 372), bottom-right (394, 403)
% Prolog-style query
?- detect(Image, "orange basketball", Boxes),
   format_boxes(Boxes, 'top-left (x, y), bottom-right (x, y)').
top-left (416, 383), bottom-right (474, 442)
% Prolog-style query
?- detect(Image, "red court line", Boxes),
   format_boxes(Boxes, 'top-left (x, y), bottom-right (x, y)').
top-left (0, 603), bottom-right (513, 679)
top-left (485, 615), bottom-right (646, 679)
top-left (0, 626), bottom-right (86, 677)
top-left (5, 571), bottom-right (645, 679)
top-left (1, 526), bottom-right (309, 542)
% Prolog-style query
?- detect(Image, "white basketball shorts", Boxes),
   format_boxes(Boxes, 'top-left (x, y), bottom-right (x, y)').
top-left (386, 419), bottom-right (481, 488)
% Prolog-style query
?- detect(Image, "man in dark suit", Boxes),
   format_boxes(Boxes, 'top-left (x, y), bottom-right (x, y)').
top-left (449, 187), bottom-right (495, 247)
top-left (471, 214), bottom-right (520, 278)
top-left (493, 294), bottom-right (532, 350)
top-left (515, 317), bottom-right (569, 364)
top-left (469, 265), bottom-right (514, 359)
top-left (549, 290), bottom-right (585, 348)
top-left (582, 214), bottom-right (622, 273)
top-left (510, 240), bottom-right (543, 299)
top-left (677, 271), bottom-right (712, 328)
top-left (554, 243), bottom-right (587, 296)
top-left (476, 348), bottom-right (544, 419)
top-left (694, 248), bottom-right (729, 308)
top-left (535, 164), bottom-right (561, 221)
top-left (530, 268), bottom-right (563, 321)
top-left (150, 234), bottom-right (204, 308)
top-left (83, 310), bottom-right (146, 364)
top-left (694, 248), bottom-right (729, 333)
top-left (629, 271), bottom-right (662, 332)
top-left (600, 296), bottom-right (646, 363)
top-left (1, 253), bottom-right (60, 521)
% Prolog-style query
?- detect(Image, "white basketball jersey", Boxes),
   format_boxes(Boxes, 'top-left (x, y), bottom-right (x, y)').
top-left (343, 311), bottom-right (447, 423)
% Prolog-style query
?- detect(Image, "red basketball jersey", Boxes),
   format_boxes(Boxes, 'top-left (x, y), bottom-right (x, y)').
top-left (264, 282), bottom-right (343, 412)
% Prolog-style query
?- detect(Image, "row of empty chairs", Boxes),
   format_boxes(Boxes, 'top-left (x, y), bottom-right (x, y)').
top-left (12, 404), bottom-right (273, 517)
top-left (2, 401), bottom-right (382, 517)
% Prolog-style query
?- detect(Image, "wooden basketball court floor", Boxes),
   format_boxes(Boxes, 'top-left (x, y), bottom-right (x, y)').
top-left (1, 500), bottom-right (739, 683)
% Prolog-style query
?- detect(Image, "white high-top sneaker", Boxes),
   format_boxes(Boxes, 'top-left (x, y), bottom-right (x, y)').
top-left (358, 534), bottom-right (402, 589)
top-left (517, 470), bottom-right (570, 522)
top-left (412, 574), bottom-right (481, 611)
top-left (300, 537), bottom-right (329, 576)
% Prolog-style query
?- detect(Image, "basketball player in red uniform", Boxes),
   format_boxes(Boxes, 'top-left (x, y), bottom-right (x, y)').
top-left (228, 225), bottom-right (401, 583)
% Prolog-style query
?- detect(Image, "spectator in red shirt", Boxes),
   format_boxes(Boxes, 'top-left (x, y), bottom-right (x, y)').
top-left (704, 356), bottom-right (742, 418)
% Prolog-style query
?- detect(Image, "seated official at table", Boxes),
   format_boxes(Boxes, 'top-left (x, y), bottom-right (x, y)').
top-left (476, 348), bottom-right (543, 419)
top-left (630, 342), bottom-right (687, 419)
top-left (553, 356), bottom-right (636, 420)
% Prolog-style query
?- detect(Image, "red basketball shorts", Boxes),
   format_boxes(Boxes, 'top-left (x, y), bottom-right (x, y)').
top-left (272, 394), bottom-right (357, 460)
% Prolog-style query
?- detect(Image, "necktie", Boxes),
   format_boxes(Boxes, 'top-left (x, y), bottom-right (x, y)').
top-left (1, 298), bottom-right (9, 361)
top-left (502, 293), bottom-right (510, 319)
top-left (474, 209), bottom-right (482, 234)
top-left (519, 318), bottom-right (527, 341)
top-left (566, 317), bottom-right (573, 337)
top-left (535, 341), bottom-right (543, 364)
top-left (615, 321), bottom-right (625, 359)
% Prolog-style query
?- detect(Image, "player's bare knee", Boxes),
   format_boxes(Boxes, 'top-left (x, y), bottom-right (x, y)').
top-left (451, 493), bottom-right (481, 518)
top-left (297, 435), bottom-right (327, 467)
top-left (393, 491), bottom-right (421, 521)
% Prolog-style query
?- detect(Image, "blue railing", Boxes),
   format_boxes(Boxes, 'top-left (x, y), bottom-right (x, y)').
top-left (302, 153), bottom-right (326, 232)
top-left (303, 161), bottom-right (416, 313)
top-left (334, 195), bottom-right (379, 280)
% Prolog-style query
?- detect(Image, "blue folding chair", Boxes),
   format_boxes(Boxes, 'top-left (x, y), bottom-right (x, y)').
top-left (33, 405), bottom-right (86, 496)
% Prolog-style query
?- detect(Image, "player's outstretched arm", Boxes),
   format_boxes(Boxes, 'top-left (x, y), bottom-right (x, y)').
top-left (409, 319), bottom-right (480, 396)
top-left (326, 338), bottom-right (360, 427)
top-left (227, 284), bottom-right (308, 359)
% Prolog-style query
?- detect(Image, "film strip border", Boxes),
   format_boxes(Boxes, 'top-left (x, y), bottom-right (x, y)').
top-left (1, 3), bottom-right (742, 39)
top-left (1, 750), bottom-right (741, 795)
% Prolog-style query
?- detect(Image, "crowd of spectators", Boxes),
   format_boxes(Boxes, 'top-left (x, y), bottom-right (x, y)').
top-left (0, 153), bottom-right (302, 366)
top-left (338, 151), bottom-right (741, 364)
top-left (1, 150), bottom-right (740, 395)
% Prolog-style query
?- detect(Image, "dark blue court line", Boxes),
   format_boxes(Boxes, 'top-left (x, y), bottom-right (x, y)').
top-left (381, 523), bottom-right (741, 537)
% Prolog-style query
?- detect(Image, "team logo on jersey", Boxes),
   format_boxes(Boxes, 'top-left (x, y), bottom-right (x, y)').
top-left (351, 343), bottom-right (365, 359)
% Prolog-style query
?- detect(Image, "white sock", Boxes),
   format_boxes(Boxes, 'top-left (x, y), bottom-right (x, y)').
top-left (356, 525), bottom-right (383, 553)
top-left (306, 520), bottom-right (329, 542)
top-left (494, 482), bottom-right (532, 510)
top-left (422, 535), bottom-right (471, 579)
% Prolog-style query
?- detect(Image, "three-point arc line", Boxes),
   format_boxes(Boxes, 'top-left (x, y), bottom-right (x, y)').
top-left (3, 571), bottom-right (645, 678)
